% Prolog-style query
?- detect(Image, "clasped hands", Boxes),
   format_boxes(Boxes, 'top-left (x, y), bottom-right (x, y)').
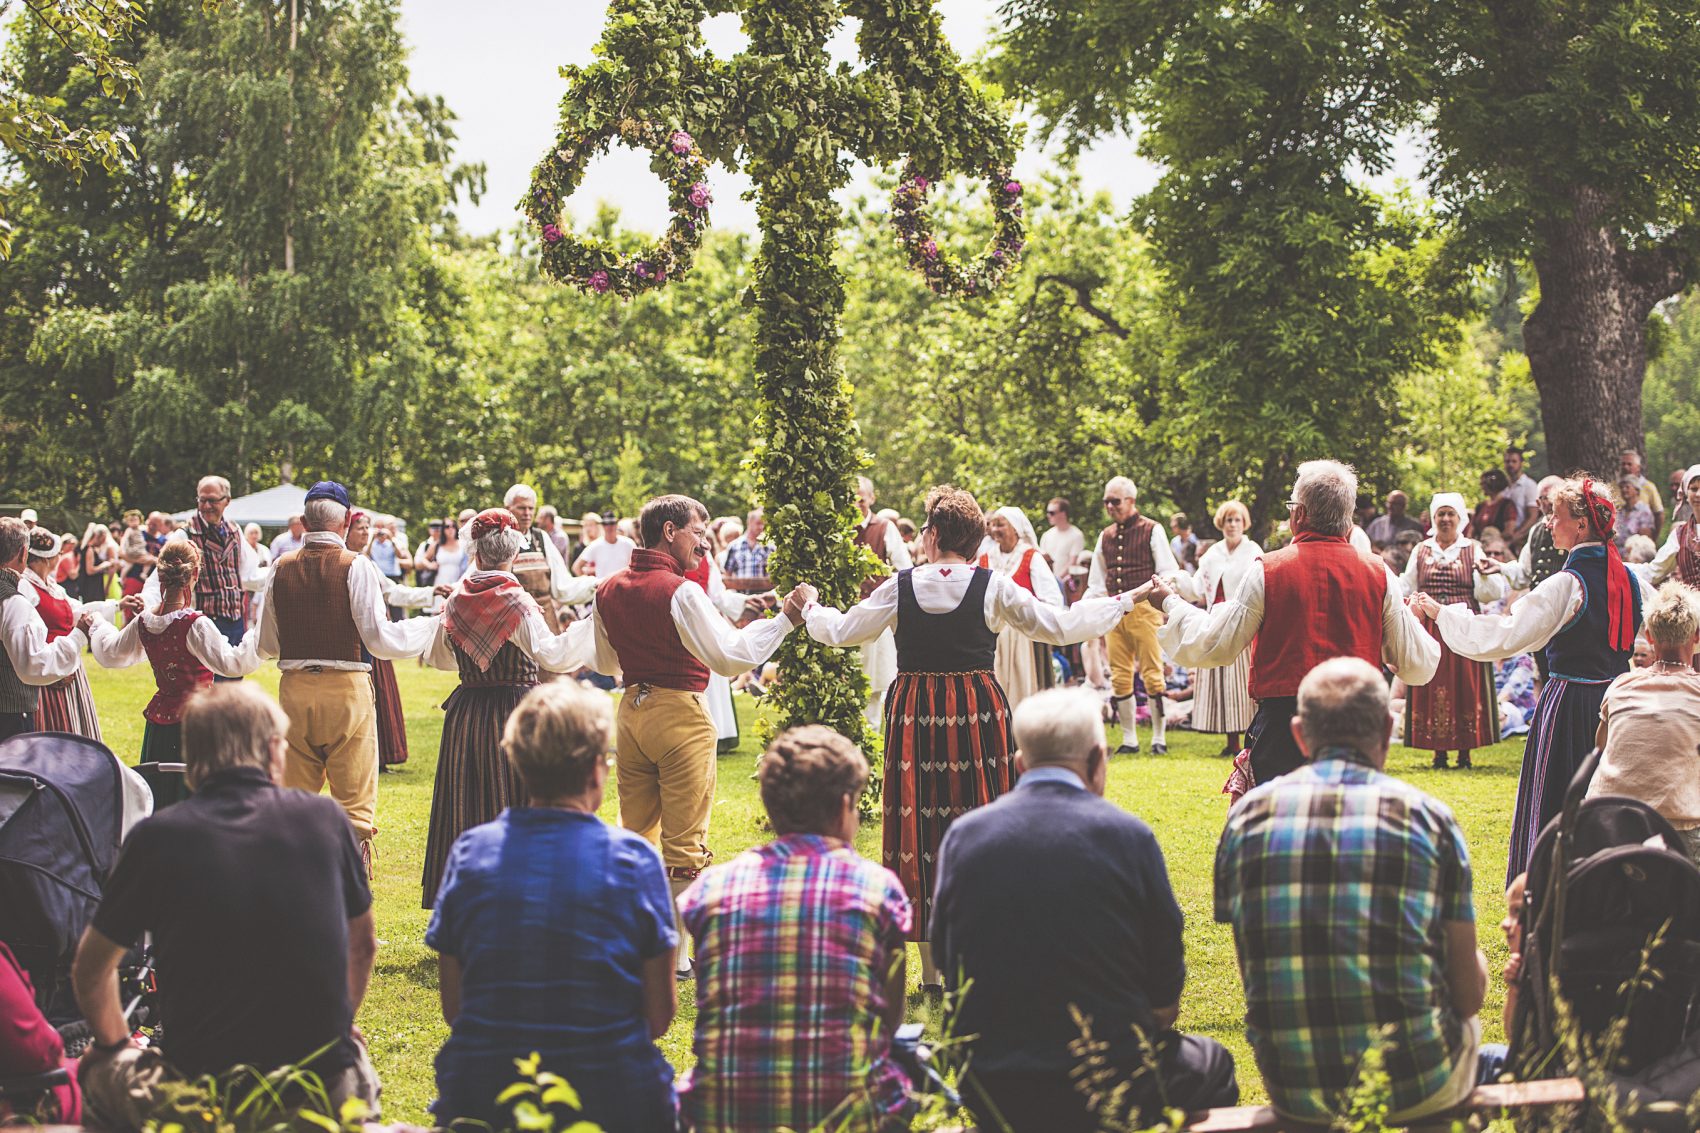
top-left (781, 583), bottom-right (817, 625)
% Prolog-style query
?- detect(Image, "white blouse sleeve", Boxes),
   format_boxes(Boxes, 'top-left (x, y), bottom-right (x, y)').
top-left (1026, 551), bottom-right (1065, 608)
top-left (885, 524), bottom-right (914, 570)
top-left (985, 573), bottom-right (1129, 645)
top-left (187, 617), bottom-right (263, 678)
top-left (1160, 563), bottom-right (1264, 668)
top-left (0, 599), bottom-right (86, 684)
top-left (672, 583), bottom-right (797, 677)
top-left (1084, 534), bottom-right (1108, 600)
top-left (1648, 530), bottom-right (1680, 587)
top-left (422, 619), bottom-right (458, 671)
top-left (805, 577), bottom-right (901, 647)
top-left (1436, 571), bottom-right (1582, 662)
top-left (88, 617), bottom-right (145, 669)
top-left (1399, 545), bottom-right (1422, 596)
top-left (510, 612), bottom-right (596, 673)
top-left (1381, 570), bottom-right (1441, 685)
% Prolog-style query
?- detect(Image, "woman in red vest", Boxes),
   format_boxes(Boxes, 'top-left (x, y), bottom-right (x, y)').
top-left (979, 506), bottom-right (1064, 710)
top-left (1647, 464), bottom-right (1700, 593)
top-left (807, 486), bottom-right (1139, 987)
top-left (19, 527), bottom-right (109, 741)
top-left (1401, 493), bottom-right (1506, 770)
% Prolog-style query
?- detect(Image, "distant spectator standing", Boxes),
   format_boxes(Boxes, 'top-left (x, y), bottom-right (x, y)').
top-left (572, 512), bottom-right (603, 567)
top-left (1039, 497), bottom-right (1086, 596)
top-left (1366, 490), bottom-right (1426, 549)
top-left (935, 688), bottom-right (1238, 1131)
top-left (721, 507), bottom-right (773, 581)
top-left (117, 510), bottom-right (152, 597)
top-left (1504, 447), bottom-right (1541, 537)
top-left (270, 514), bottom-right (306, 559)
top-left (414, 520), bottom-right (444, 589)
top-left (574, 510), bottom-right (637, 580)
top-left (537, 505), bottom-right (572, 558)
top-left (1471, 469), bottom-right (1519, 539)
top-left (1169, 512), bottom-right (1198, 570)
top-left (1669, 467), bottom-right (1691, 528)
top-left (1216, 658), bottom-right (1486, 1124)
top-left (72, 683), bottom-right (380, 1130)
top-left (366, 518), bottom-right (413, 620)
top-left (79, 523), bottom-right (120, 605)
top-left (1616, 476), bottom-right (1656, 548)
top-left (1619, 449), bottom-right (1665, 536)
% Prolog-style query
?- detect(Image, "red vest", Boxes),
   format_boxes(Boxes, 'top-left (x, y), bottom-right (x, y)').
top-left (596, 548), bottom-right (712, 692)
top-left (29, 577), bottom-right (75, 641)
top-left (978, 547), bottom-right (1037, 593)
top-left (1250, 534), bottom-right (1387, 700)
top-left (142, 612), bottom-right (215, 724)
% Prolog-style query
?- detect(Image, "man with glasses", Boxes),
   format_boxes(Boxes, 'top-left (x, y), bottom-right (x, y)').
top-left (1085, 477), bottom-right (1180, 754)
top-left (143, 475), bottom-right (266, 665)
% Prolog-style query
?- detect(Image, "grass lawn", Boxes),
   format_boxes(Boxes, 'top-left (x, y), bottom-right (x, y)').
top-left (84, 661), bottom-right (1519, 1125)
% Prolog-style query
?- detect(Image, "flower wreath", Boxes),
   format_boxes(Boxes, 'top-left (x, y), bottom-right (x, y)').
top-left (523, 118), bottom-right (712, 297)
top-left (890, 161), bottom-right (1025, 298)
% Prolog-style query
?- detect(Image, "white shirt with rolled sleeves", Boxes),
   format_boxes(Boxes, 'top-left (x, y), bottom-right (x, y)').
top-left (1084, 519), bottom-right (1180, 600)
top-left (88, 608), bottom-right (263, 678)
top-left (141, 526), bottom-right (267, 609)
top-left (1435, 544), bottom-right (1657, 662)
top-left (1158, 560), bottom-right (1441, 686)
top-left (806, 562), bottom-right (1134, 649)
top-left (421, 571), bottom-right (597, 673)
top-left (0, 572), bottom-right (88, 686)
top-left (588, 574), bottom-right (798, 679)
top-left (1645, 525), bottom-right (1692, 588)
top-left (249, 531), bottom-right (438, 671)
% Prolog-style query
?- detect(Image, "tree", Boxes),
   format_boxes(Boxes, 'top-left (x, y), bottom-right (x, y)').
top-left (993, 0), bottom-right (1700, 477)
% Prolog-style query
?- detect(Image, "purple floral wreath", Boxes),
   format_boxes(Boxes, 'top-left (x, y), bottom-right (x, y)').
top-left (523, 118), bottom-right (711, 298)
top-left (890, 161), bottom-right (1026, 298)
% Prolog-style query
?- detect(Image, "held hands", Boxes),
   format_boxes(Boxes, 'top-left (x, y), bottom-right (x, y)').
top-left (1475, 557), bottom-right (1503, 576)
top-left (76, 611), bottom-right (97, 635)
top-left (781, 583), bottom-right (818, 625)
top-left (434, 584), bottom-right (454, 598)
top-left (1141, 576), bottom-right (1173, 610)
top-left (1409, 592), bottom-right (1442, 621)
top-left (119, 594), bottom-right (146, 618)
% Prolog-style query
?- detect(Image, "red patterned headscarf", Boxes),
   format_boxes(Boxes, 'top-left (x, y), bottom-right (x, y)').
top-left (468, 508), bottom-right (518, 541)
top-left (1580, 478), bottom-right (1635, 653)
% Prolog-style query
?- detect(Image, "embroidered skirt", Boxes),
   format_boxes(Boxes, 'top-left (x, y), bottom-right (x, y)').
top-left (1507, 676), bottom-right (1608, 885)
top-left (422, 682), bottom-right (532, 908)
top-left (371, 658), bottom-right (409, 766)
top-left (1191, 651), bottom-right (1254, 734)
top-left (1406, 624), bottom-right (1497, 752)
top-left (35, 670), bottom-right (102, 744)
top-left (882, 669), bottom-right (1014, 941)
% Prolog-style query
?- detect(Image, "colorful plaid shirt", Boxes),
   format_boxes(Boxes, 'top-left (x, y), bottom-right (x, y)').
top-left (678, 833), bottom-right (912, 1133)
top-left (1214, 747), bottom-right (1475, 1121)
top-left (721, 537), bottom-right (772, 580)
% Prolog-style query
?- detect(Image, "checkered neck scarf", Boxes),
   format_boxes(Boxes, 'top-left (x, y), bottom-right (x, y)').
top-left (443, 571), bottom-right (538, 671)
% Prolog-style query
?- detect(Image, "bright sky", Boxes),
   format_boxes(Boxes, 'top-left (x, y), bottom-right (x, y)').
top-left (395, 0), bottom-right (1186, 237)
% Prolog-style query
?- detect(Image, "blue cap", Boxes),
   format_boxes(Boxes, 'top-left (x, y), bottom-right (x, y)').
top-left (304, 480), bottom-right (351, 508)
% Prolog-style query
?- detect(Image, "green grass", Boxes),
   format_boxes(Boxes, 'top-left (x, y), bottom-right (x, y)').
top-left (84, 662), bottom-right (1519, 1125)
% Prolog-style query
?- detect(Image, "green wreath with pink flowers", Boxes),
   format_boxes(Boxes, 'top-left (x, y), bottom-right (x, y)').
top-left (890, 160), bottom-right (1026, 298)
top-left (522, 117), bottom-right (712, 298)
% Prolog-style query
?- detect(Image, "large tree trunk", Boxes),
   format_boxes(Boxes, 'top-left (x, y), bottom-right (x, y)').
top-left (1523, 185), bottom-right (1687, 478)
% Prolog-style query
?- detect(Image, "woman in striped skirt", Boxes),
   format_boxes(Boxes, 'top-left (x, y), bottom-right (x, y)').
top-left (806, 485), bottom-right (1139, 987)
top-left (419, 508), bottom-right (594, 907)
top-left (1184, 501), bottom-right (1261, 757)
top-left (20, 527), bottom-right (111, 741)
top-left (347, 510), bottom-right (437, 768)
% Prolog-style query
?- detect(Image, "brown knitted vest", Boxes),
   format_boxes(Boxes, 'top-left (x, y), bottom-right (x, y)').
top-left (1098, 514), bottom-right (1159, 593)
top-left (271, 543), bottom-right (362, 663)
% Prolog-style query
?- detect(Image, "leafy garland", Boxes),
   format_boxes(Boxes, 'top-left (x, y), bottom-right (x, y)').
top-left (522, 118), bottom-right (711, 297)
top-left (891, 162), bottom-right (1027, 297)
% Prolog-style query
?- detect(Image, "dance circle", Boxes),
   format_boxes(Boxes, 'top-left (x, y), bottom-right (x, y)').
top-left (524, 117), bottom-right (712, 298)
top-left (890, 160), bottom-right (1026, 298)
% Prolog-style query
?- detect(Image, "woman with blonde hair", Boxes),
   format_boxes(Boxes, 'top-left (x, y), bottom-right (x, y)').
top-left (1184, 501), bottom-right (1262, 756)
top-left (1588, 581), bottom-right (1700, 863)
top-left (78, 522), bottom-right (120, 605)
top-left (1416, 476), bottom-right (1654, 880)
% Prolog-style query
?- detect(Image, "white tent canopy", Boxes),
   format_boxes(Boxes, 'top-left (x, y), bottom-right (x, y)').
top-left (171, 483), bottom-right (406, 532)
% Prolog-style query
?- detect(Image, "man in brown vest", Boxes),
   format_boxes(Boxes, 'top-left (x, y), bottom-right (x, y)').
top-left (251, 481), bottom-right (437, 865)
top-left (1086, 476), bottom-right (1180, 754)
top-left (855, 476), bottom-right (912, 728)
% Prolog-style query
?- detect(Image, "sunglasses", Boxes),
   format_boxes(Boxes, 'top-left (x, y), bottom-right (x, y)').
top-left (197, 496), bottom-right (228, 505)
top-left (1045, 509), bottom-right (1061, 516)
top-left (1103, 497), bottom-right (1124, 507)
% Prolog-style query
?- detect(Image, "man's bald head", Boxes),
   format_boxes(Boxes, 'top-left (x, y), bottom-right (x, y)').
top-left (1292, 658), bottom-right (1394, 768)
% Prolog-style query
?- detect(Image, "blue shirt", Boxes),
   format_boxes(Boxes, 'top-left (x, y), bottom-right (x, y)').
top-left (425, 808), bottom-right (678, 1127)
top-left (370, 537), bottom-right (400, 577)
top-left (1016, 765), bottom-right (1085, 791)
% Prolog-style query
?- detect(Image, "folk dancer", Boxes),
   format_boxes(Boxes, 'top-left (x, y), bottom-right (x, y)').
top-left (502, 484), bottom-right (595, 639)
top-left (1175, 501), bottom-right (1262, 757)
top-left (856, 477), bottom-right (912, 729)
top-left (978, 506), bottom-right (1064, 710)
top-left (1155, 461), bottom-right (1439, 792)
top-left (1417, 476), bottom-right (1652, 882)
top-left (249, 482), bottom-right (437, 869)
top-left (20, 526), bottom-right (115, 741)
top-left (1086, 476), bottom-right (1181, 754)
top-left (0, 519), bottom-right (94, 741)
top-left (1400, 493), bottom-right (1506, 769)
top-left (142, 475), bottom-right (266, 663)
top-left (806, 486), bottom-right (1140, 986)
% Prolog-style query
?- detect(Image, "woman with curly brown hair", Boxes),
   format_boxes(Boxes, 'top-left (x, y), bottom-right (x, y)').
top-left (806, 485), bottom-right (1141, 985)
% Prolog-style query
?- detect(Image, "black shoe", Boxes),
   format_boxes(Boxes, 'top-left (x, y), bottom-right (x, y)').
top-left (1431, 752), bottom-right (1450, 770)
top-left (1457, 752), bottom-right (1473, 770)
top-left (1115, 743), bottom-right (1140, 755)
top-left (1152, 743), bottom-right (1167, 755)
top-left (676, 955), bottom-right (696, 982)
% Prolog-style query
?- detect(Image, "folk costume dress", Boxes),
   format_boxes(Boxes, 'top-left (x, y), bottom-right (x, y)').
top-left (1184, 537), bottom-right (1262, 736)
top-left (978, 508), bottom-right (1064, 712)
top-left (857, 511), bottom-right (913, 730)
top-left (369, 569), bottom-right (436, 768)
top-left (19, 570), bottom-right (110, 742)
top-left (1400, 512), bottom-right (1506, 754)
top-left (87, 608), bottom-right (261, 760)
top-left (684, 553), bottom-right (748, 753)
top-left (1436, 540), bottom-right (1651, 882)
top-left (419, 570), bottom-right (594, 906)
top-left (806, 564), bottom-right (1133, 939)
top-left (1646, 464), bottom-right (1700, 590)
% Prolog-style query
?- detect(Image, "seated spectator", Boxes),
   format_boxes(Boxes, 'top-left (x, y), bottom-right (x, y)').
top-left (934, 687), bottom-right (1237, 1132)
top-left (1623, 533), bottom-right (1657, 564)
top-left (0, 940), bottom-right (79, 1123)
top-left (679, 726), bottom-right (912, 1133)
top-left (72, 683), bottom-right (379, 1131)
top-left (427, 682), bottom-right (678, 1130)
top-left (1589, 582), bottom-right (1700, 864)
top-left (1215, 657), bottom-right (1487, 1124)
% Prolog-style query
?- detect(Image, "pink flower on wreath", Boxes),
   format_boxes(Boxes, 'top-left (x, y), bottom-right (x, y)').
top-left (1004, 180), bottom-right (1022, 197)
top-left (921, 239), bottom-right (939, 261)
top-left (541, 223), bottom-right (563, 244)
top-left (913, 176), bottom-right (930, 191)
top-left (688, 182), bottom-right (712, 209)
top-left (588, 270), bottom-right (611, 294)
top-left (670, 130), bottom-right (694, 155)
top-left (634, 262), bottom-right (653, 280)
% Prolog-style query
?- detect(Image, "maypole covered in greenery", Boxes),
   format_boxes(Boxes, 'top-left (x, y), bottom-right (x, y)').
top-left (525, 0), bottom-right (1024, 789)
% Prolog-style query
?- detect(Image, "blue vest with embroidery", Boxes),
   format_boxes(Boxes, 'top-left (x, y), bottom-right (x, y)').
top-left (1547, 545), bottom-right (1642, 682)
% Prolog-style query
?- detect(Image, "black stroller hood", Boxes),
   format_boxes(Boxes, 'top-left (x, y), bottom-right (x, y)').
top-left (0, 731), bottom-right (126, 1009)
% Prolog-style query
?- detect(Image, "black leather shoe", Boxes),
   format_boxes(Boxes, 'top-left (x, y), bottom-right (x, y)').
top-left (1115, 743), bottom-right (1140, 755)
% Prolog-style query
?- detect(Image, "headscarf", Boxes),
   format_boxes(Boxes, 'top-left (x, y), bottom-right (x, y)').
top-left (1579, 477), bottom-right (1636, 653)
top-left (992, 506), bottom-right (1040, 549)
top-left (1428, 492), bottom-right (1470, 538)
top-left (468, 507), bottom-right (519, 541)
top-left (1683, 465), bottom-right (1700, 495)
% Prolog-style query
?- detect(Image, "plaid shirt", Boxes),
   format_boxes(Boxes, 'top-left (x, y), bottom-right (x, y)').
top-left (722, 537), bottom-right (772, 580)
top-left (679, 834), bottom-right (912, 1133)
top-left (187, 516), bottom-right (244, 621)
top-left (1214, 747), bottom-right (1474, 1121)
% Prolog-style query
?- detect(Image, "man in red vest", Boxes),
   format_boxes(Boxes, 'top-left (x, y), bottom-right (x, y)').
top-left (589, 495), bottom-right (813, 929)
top-left (1150, 460), bottom-right (1439, 787)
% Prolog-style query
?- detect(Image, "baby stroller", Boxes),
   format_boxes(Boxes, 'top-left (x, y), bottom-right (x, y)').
top-left (1510, 750), bottom-right (1700, 1129)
